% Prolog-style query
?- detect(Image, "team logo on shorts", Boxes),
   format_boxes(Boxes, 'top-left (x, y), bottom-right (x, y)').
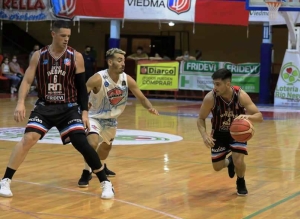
top-left (167, 0), bottom-right (191, 14)
top-left (107, 88), bottom-right (125, 106)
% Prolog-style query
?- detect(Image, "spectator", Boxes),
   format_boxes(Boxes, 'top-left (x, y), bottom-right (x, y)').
top-left (127, 47), bottom-right (148, 60)
top-left (82, 46), bottom-right (96, 82)
top-left (1, 57), bottom-right (21, 94)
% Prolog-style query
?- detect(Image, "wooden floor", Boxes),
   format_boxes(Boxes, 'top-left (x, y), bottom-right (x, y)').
top-left (0, 93), bottom-right (300, 219)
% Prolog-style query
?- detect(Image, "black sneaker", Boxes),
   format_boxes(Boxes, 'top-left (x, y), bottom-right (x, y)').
top-left (236, 177), bottom-right (248, 196)
top-left (104, 164), bottom-right (116, 177)
top-left (227, 155), bottom-right (235, 178)
top-left (78, 170), bottom-right (92, 188)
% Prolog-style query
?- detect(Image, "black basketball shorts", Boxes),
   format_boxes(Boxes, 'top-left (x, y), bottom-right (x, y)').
top-left (25, 101), bottom-right (85, 144)
top-left (211, 131), bottom-right (248, 163)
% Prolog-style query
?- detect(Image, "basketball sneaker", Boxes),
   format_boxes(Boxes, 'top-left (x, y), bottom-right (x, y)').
top-left (78, 170), bottom-right (92, 188)
top-left (236, 177), bottom-right (248, 196)
top-left (227, 155), bottom-right (235, 178)
top-left (0, 178), bottom-right (13, 197)
top-left (104, 164), bottom-right (116, 177)
top-left (101, 181), bottom-right (114, 199)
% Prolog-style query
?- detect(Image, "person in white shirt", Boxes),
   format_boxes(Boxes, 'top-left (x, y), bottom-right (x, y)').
top-left (78, 48), bottom-right (159, 187)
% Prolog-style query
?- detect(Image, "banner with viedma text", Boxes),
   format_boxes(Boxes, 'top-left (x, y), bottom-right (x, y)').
top-left (136, 60), bottom-right (179, 90)
top-left (124, 0), bottom-right (197, 21)
top-left (179, 61), bottom-right (260, 93)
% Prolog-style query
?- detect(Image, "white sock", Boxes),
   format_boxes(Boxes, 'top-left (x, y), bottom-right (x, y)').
top-left (84, 162), bottom-right (92, 172)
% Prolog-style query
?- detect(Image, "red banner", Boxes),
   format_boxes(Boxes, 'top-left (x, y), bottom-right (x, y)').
top-left (0, 0), bottom-right (249, 26)
top-left (195, 0), bottom-right (249, 26)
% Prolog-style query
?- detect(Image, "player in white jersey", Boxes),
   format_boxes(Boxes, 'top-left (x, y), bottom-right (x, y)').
top-left (78, 48), bottom-right (159, 187)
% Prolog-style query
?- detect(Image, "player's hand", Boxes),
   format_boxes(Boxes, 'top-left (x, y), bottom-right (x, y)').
top-left (82, 111), bottom-right (90, 132)
top-left (14, 103), bottom-right (26, 122)
top-left (235, 114), bottom-right (249, 120)
top-left (148, 108), bottom-right (159, 115)
top-left (202, 134), bottom-right (216, 148)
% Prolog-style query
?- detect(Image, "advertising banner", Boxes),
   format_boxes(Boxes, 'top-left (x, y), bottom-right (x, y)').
top-left (274, 50), bottom-right (300, 106)
top-left (124, 0), bottom-right (197, 22)
top-left (136, 60), bottom-right (179, 90)
top-left (179, 61), bottom-right (260, 93)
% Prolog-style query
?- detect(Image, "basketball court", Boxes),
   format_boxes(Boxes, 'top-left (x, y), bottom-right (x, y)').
top-left (0, 93), bottom-right (300, 219)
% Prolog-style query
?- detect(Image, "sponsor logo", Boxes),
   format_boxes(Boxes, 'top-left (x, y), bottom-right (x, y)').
top-left (167, 0), bottom-right (191, 14)
top-left (107, 88), bottom-right (125, 105)
top-left (50, 0), bottom-right (77, 20)
top-left (43, 59), bottom-right (48, 65)
top-left (45, 94), bottom-right (65, 101)
top-left (0, 128), bottom-right (183, 145)
top-left (139, 66), bottom-right (176, 75)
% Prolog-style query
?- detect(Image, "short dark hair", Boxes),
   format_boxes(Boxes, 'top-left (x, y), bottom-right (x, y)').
top-left (212, 68), bottom-right (232, 81)
top-left (52, 20), bottom-right (71, 31)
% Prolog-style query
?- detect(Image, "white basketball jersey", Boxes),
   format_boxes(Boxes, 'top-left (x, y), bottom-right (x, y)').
top-left (88, 70), bottom-right (128, 119)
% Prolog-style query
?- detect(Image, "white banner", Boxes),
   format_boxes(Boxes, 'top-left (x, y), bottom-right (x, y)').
top-left (274, 50), bottom-right (300, 106)
top-left (124, 0), bottom-right (196, 21)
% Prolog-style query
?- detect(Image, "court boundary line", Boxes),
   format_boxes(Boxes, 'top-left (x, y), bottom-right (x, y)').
top-left (243, 191), bottom-right (300, 219)
top-left (13, 179), bottom-right (183, 219)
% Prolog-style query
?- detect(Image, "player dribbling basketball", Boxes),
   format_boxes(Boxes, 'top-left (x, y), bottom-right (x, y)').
top-left (197, 68), bottom-right (263, 195)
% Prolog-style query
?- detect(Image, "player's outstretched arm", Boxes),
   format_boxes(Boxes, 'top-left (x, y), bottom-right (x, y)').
top-left (237, 90), bottom-right (263, 123)
top-left (197, 91), bottom-right (215, 148)
top-left (14, 51), bottom-right (39, 122)
top-left (127, 75), bottom-right (159, 115)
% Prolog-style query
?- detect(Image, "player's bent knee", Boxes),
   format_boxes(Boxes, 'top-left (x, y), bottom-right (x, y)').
top-left (212, 162), bottom-right (224, 171)
top-left (87, 133), bottom-right (99, 149)
top-left (100, 142), bottom-right (112, 151)
top-left (22, 132), bottom-right (41, 150)
top-left (232, 153), bottom-right (245, 168)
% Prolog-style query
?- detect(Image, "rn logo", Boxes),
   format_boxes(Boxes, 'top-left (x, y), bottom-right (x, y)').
top-left (48, 83), bottom-right (62, 91)
top-left (50, 0), bottom-right (77, 20)
top-left (167, 0), bottom-right (191, 14)
top-left (107, 88), bottom-right (125, 106)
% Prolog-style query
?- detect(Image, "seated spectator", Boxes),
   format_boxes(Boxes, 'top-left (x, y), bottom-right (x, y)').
top-left (127, 47), bottom-right (149, 60)
top-left (149, 53), bottom-right (163, 60)
top-left (176, 51), bottom-right (196, 61)
top-left (1, 57), bottom-right (21, 94)
top-left (9, 55), bottom-right (24, 89)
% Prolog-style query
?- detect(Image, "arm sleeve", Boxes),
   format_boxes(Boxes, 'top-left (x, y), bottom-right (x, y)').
top-left (75, 73), bottom-right (88, 111)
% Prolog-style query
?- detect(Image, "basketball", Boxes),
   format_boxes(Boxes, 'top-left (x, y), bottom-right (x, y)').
top-left (230, 119), bottom-right (255, 142)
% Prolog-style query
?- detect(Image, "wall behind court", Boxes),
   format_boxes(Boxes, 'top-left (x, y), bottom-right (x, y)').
top-left (14, 21), bottom-right (288, 69)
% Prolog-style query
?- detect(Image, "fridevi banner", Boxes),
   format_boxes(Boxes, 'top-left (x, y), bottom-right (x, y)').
top-left (179, 61), bottom-right (260, 93)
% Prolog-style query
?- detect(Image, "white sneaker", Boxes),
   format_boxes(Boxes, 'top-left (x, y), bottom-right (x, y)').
top-left (0, 178), bottom-right (13, 198)
top-left (10, 87), bottom-right (14, 94)
top-left (101, 181), bottom-right (114, 199)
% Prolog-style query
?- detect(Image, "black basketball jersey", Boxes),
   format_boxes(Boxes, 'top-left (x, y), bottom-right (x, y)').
top-left (211, 86), bottom-right (246, 132)
top-left (36, 46), bottom-right (77, 104)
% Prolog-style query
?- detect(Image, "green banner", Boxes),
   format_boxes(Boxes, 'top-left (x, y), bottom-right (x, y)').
top-left (179, 61), bottom-right (260, 93)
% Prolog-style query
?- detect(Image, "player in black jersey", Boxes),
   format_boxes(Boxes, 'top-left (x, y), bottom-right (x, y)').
top-left (0, 20), bottom-right (114, 200)
top-left (197, 68), bottom-right (263, 196)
